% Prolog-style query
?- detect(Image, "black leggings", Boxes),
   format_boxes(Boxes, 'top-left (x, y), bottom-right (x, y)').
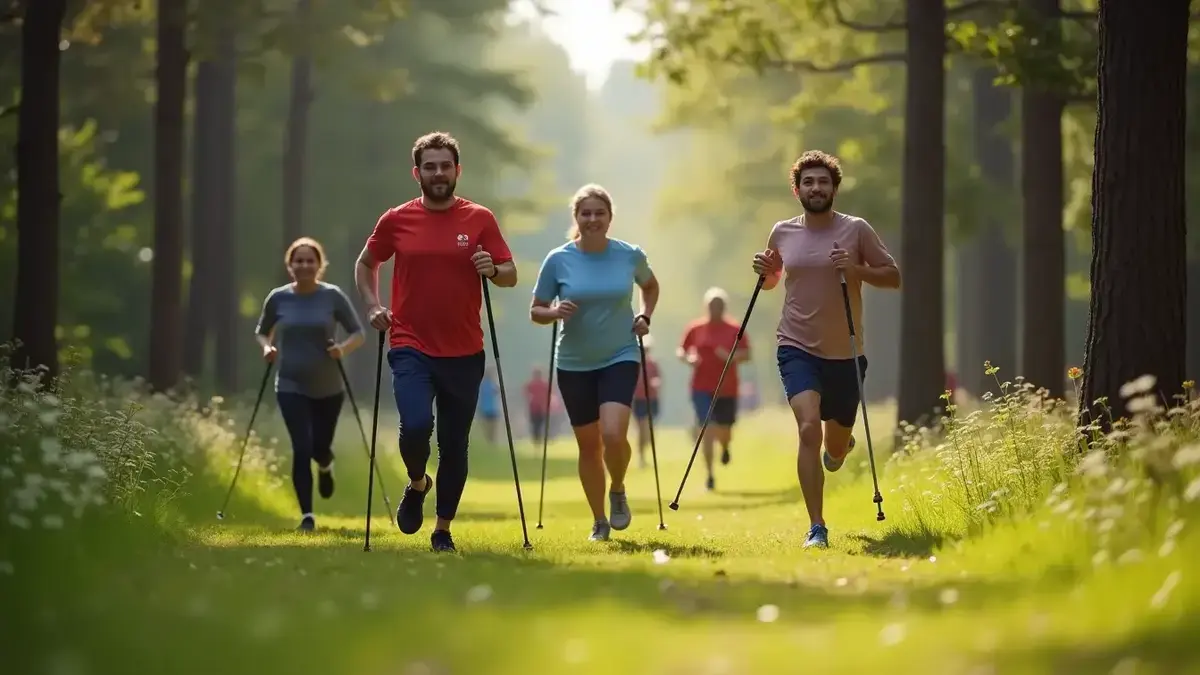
top-left (556, 360), bottom-right (640, 427)
top-left (277, 391), bottom-right (344, 515)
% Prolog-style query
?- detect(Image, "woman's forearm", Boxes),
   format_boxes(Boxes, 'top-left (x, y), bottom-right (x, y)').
top-left (530, 305), bottom-right (558, 325)
top-left (338, 331), bottom-right (365, 355)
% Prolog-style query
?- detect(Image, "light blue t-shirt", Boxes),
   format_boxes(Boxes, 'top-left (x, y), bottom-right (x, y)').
top-left (532, 238), bottom-right (653, 372)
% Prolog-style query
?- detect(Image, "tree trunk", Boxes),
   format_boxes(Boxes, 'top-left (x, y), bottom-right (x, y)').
top-left (11, 0), bottom-right (68, 379)
top-left (1080, 0), bottom-right (1189, 426)
top-left (895, 0), bottom-right (947, 428)
top-left (1188, 258), bottom-right (1200, 382)
top-left (282, 0), bottom-right (313, 256)
top-left (1019, 0), bottom-right (1067, 399)
top-left (183, 61), bottom-right (219, 382)
top-left (958, 65), bottom-right (1017, 397)
top-left (213, 28), bottom-right (238, 393)
top-left (148, 0), bottom-right (189, 393)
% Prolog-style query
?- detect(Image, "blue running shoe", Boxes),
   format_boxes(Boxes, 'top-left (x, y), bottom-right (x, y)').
top-left (804, 523), bottom-right (830, 549)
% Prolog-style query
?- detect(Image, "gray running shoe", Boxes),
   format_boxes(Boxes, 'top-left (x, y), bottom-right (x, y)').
top-left (609, 491), bottom-right (632, 530)
top-left (590, 519), bottom-right (611, 541)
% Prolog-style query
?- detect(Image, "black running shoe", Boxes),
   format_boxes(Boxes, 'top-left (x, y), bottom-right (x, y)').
top-left (396, 474), bottom-right (432, 535)
top-left (317, 465), bottom-right (335, 499)
top-left (297, 515), bottom-right (315, 532)
top-left (431, 529), bottom-right (456, 553)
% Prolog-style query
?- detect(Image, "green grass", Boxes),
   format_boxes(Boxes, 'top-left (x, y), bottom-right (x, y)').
top-left (4, 366), bottom-right (1200, 675)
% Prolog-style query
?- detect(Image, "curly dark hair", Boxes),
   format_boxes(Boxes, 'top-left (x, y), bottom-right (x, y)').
top-left (789, 150), bottom-right (843, 192)
top-left (412, 131), bottom-right (461, 167)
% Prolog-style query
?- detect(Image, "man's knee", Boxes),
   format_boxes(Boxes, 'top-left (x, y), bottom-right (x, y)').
top-left (398, 410), bottom-right (434, 444)
top-left (799, 420), bottom-right (823, 451)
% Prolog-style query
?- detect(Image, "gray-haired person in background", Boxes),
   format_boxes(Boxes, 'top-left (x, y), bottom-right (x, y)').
top-left (255, 236), bottom-right (365, 531)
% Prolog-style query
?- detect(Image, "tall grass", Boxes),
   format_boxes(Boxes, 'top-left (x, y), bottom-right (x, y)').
top-left (0, 343), bottom-right (282, 537)
top-left (888, 362), bottom-right (1200, 569)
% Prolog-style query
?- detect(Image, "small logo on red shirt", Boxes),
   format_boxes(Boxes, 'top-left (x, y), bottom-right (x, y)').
top-left (456, 233), bottom-right (469, 248)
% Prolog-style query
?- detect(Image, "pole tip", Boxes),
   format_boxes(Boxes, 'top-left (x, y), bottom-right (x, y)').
top-left (876, 512), bottom-right (886, 522)
top-left (536, 524), bottom-right (544, 529)
top-left (522, 542), bottom-right (534, 551)
top-left (658, 523), bottom-right (668, 530)
top-left (668, 502), bottom-right (680, 511)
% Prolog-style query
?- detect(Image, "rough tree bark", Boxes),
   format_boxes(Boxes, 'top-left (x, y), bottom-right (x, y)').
top-left (11, 0), bottom-right (68, 378)
top-left (282, 0), bottom-right (313, 257)
top-left (148, 0), bottom-right (189, 393)
top-left (212, 28), bottom-right (238, 392)
top-left (1019, 0), bottom-right (1067, 399)
top-left (183, 61), bottom-right (218, 381)
top-left (1080, 0), bottom-right (1189, 426)
top-left (895, 0), bottom-right (947, 427)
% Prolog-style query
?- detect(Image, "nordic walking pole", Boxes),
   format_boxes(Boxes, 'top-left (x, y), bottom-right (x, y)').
top-left (536, 321), bottom-right (558, 530)
top-left (363, 330), bottom-right (386, 552)
top-left (217, 362), bottom-right (274, 521)
top-left (481, 275), bottom-right (534, 550)
top-left (637, 334), bottom-right (667, 530)
top-left (333, 349), bottom-right (393, 524)
top-left (669, 275), bottom-right (766, 511)
top-left (837, 259), bottom-right (885, 521)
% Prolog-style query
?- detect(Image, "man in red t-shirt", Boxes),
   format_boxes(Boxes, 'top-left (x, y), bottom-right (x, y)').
top-left (678, 287), bottom-right (750, 491)
top-left (524, 367), bottom-right (551, 446)
top-left (632, 335), bottom-right (662, 469)
top-left (354, 131), bottom-right (517, 554)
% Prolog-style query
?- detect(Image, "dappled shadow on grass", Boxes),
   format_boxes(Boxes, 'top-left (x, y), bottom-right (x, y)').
top-left (847, 529), bottom-right (945, 559)
top-left (606, 538), bottom-right (725, 559)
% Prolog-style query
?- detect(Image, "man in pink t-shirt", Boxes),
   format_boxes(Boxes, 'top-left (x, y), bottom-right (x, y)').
top-left (751, 150), bottom-right (901, 550)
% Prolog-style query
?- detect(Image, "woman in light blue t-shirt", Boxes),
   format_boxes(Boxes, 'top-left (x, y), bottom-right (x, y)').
top-left (530, 184), bottom-right (660, 543)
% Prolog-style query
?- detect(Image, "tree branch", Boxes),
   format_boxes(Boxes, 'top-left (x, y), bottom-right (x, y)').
top-left (780, 51), bottom-right (907, 73)
top-left (830, 0), bottom-right (906, 32)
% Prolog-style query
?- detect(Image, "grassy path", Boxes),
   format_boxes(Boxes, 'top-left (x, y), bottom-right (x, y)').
top-left (6, 408), bottom-right (1200, 675)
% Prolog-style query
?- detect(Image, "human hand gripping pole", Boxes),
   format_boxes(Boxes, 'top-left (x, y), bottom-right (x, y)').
top-left (216, 361), bottom-right (274, 520)
top-left (362, 329), bottom-right (387, 552)
top-left (535, 320), bottom-right (558, 529)
top-left (837, 268), bottom-right (885, 521)
top-left (481, 275), bottom-right (534, 550)
top-left (669, 275), bottom-right (766, 511)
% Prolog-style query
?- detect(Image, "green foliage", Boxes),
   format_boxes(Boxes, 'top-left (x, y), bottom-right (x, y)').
top-left (0, 345), bottom-right (192, 530)
top-left (947, 3), bottom-right (1099, 99)
top-left (0, 121), bottom-right (149, 372)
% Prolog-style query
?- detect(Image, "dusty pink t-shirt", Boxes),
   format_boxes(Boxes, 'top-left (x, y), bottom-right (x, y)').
top-left (767, 212), bottom-right (896, 360)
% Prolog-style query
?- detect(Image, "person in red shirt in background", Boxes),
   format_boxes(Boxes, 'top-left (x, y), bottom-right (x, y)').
top-left (524, 367), bottom-right (551, 447)
top-left (632, 334), bottom-right (662, 469)
top-left (355, 131), bottom-right (518, 554)
top-left (678, 287), bottom-right (750, 491)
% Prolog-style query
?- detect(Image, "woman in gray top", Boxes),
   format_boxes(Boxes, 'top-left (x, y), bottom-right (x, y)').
top-left (255, 237), bottom-right (365, 531)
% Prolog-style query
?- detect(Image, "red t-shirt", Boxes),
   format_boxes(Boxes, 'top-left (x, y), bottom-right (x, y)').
top-left (525, 378), bottom-right (550, 414)
top-left (365, 197), bottom-right (514, 357)
top-left (633, 357), bottom-right (660, 401)
top-left (680, 318), bottom-right (748, 397)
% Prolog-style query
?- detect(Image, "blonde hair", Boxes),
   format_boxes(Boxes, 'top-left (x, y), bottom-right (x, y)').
top-left (566, 183), bottom-right (614, 240)
top-left (285, 236), bottom-right (329, 280)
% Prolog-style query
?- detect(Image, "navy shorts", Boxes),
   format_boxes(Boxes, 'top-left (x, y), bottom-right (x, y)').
top-left (632, 399), bottom-right (659, 420)
top-left (556, 360), bottom-right (640, 427)
top-left (691, 391), bottom-right (738, 426)
top-left (777, 345), bottom-right (866, 428)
